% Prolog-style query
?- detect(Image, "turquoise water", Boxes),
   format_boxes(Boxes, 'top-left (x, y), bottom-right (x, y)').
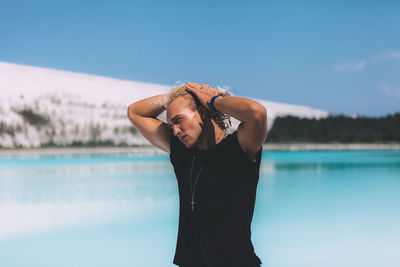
top-left (0, 150), bottom-right (399, 267)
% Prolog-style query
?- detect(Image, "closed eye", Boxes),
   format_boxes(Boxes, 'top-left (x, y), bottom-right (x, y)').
top-left (167, 116), bottom-right (183, 129)
top-left (171, 116), bottom-right (182, 124)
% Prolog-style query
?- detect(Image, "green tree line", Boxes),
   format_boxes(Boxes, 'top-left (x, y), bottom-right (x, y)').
top-left (266, 113), bottom-right (400, 143)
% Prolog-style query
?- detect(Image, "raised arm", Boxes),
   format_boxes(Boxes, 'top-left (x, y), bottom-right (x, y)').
top-left (186, 82), bottom-right (267, 163)
top-left (127, 94), bottom-right (171, 154)
top-left (213, 96), bottom-right (267, 159)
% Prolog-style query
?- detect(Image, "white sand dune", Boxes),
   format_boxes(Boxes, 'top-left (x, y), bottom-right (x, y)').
top-left (0, 61), bottom-right (329, 148)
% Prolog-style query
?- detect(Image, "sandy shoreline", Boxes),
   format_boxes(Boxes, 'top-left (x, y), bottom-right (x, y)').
top-left (0, 143), bottom-right (399, 156)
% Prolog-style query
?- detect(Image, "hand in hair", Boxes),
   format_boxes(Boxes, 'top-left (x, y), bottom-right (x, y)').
top-left (186, 82), bottom-right (222, 113)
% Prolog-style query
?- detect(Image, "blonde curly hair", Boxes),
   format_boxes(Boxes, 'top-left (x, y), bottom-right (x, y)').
top-left (165, 84), bottom-right (232, 131)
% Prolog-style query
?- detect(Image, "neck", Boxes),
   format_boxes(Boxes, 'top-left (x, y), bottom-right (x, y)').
top-left (195, 121), bottom-right (226, 151)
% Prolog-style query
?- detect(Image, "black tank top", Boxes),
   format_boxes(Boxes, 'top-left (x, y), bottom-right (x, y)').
top-left (169, 130), bottom-right (263, 267)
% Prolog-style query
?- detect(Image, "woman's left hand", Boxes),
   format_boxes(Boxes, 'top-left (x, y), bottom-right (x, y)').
top-left (185, 82), bottom-right (221, 112)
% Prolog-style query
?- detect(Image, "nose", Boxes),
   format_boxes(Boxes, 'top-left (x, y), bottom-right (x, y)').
top-left (172, 124), bottom-right (181, 136)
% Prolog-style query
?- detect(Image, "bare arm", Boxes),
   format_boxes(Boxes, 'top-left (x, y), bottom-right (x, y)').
top-left (213, 96), bottom-right (267, 161)
top-left (186, 82), bottom-right (267, 162)
top-left (127, 94), bottom-right (171, 154)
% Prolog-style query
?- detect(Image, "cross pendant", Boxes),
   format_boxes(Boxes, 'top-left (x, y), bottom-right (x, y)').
top-left (190, 201), bottom-right (196, 211)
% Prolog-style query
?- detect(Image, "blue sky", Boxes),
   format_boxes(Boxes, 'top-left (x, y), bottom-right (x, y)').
top-left (1, 0), bottom-right (399, 117)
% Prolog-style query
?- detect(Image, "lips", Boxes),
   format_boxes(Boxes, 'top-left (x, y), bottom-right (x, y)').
top-left (179, 135), bottom-right (187, 141)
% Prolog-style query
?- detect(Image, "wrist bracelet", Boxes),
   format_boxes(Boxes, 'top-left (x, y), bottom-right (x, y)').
top-left (207, 95), bottom-right (222, 113)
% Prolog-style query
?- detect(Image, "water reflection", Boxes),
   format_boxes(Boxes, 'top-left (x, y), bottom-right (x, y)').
top-left (0, 155), bottom-right (178, 242)
top-left (0, 150), bottom-right (399, 267)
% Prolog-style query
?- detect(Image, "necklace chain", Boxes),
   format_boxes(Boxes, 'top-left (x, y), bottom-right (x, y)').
top-left (188, 131), bottom-right (227, 211)
top-left (189, 154), bottom-right (204, 211)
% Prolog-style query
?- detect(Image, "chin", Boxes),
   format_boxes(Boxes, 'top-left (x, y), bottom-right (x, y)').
top-left (183, 141), bottom-right (194, 148)
top-left (181, 133), bottom-right (200, 148)
top-left (182, 138), bottom-right (197, 148)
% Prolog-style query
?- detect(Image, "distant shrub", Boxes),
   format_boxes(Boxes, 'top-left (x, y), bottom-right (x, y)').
top-left (90, 122), bottom-right (101, 141)
top-left (74, 125), bottom-right (80, 135)
top-left (120, 125), bottom-right (138, 135)
top-left (14, 108), bottom-right (50, 128)
top-left (118, 141), bottom-right (128, 146)
top-left (0, 121), bottom-right (14, 136)
top-left (15, 123), bottom-right (23, 133)
top-left (41, 140), bottom-right (57, 147)
top-left (129, 126), bottom-right (137, 135)
top-left (50, 95), bottom-right (61, 105)
top-left (70, 140), bottom-right (84, 147)
top-left (70, 139), bottom-right (115, 147)
top-left (86, 139), bottom-right (115, 146)
top-left (42, 139), bottom-right (116, 147)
